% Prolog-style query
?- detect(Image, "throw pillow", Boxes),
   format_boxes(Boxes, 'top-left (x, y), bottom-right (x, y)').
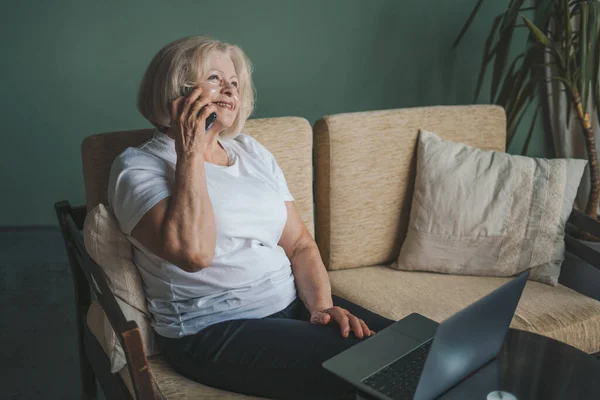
top-left (393, 130), bottom-right (586, 286)
top-left (83, 203), bottom-right (159, 373)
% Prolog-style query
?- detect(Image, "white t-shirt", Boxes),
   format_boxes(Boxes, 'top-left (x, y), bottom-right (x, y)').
top-left (107, 130), bottom-right (298, 338)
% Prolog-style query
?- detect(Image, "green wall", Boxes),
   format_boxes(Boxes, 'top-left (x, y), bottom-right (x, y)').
top-left (0, 0), bottom-right (548, 225)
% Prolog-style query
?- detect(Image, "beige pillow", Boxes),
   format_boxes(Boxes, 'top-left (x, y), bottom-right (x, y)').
top-left (83, 203), bottom-right (159, 373)
top-left (394, 130), bottom-right (586, 286)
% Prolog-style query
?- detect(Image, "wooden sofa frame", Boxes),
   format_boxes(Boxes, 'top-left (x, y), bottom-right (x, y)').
top-left (55, 200), bottom-right (600, 400)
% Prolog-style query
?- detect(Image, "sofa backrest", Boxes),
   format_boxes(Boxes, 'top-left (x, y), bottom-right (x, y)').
top-left (81, 117), bottom-right (315, 237)
top-left (313, 105), bottom-right (506, 270)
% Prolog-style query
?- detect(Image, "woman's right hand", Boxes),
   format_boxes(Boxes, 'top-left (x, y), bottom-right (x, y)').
top-left (169, 87), bottom-right (219, 159)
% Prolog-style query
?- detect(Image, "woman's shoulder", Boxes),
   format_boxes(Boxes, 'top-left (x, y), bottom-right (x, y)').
top-left (111, 145), bottom-right (170, 174)
top-left (230, 133), bottom-right (273, 160)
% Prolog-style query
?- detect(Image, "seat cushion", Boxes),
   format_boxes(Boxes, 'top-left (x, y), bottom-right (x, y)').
top-left (119, 355), bottom-right (266, 400)
top-left (329, 266), bottom-right (600, 354)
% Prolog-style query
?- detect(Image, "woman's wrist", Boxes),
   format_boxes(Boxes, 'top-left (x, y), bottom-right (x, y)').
top-left (309, 300), bottom-right (334, 314)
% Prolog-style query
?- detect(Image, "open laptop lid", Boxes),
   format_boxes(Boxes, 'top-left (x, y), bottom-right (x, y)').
top-left (413, 271), bottom-right (529, 400)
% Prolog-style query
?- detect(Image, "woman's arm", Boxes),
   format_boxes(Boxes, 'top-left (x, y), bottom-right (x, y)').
top-left (131, 89), bottom-right (219, 273)
top-left (132, 152), bottom-right (216, 273)
top-left (278, 202), bottom-right (373, 338)
top-left (278, 202), bottom-right (333, 313)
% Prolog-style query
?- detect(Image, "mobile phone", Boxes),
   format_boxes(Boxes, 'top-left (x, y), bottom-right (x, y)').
top-left (204, 112), bottom-right (217, 131)
top-left (180, 86), bottom-right (217, 131)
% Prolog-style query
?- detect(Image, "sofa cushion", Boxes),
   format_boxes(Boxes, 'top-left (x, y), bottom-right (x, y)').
top-left (314, 105), bottom-right (506, 271)
top-left (83, 204), bottom-right (159, 373)
top-left (394, 130), bottom-right (586, 286)
top-left (118, 354), bottom-right (266, 400)
top-left (87, 299), bottom-right (158, 374)
top-left (329, 266), bottom-right (600, 354)
top-left (83, 203), bottom-right (147, 312)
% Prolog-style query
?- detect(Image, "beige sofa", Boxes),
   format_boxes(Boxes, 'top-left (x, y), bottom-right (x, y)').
top-left (64, 105), bottom-right (600, 399)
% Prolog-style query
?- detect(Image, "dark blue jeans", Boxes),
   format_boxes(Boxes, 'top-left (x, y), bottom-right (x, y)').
top-left (156, 295), bottom-right (395, 399)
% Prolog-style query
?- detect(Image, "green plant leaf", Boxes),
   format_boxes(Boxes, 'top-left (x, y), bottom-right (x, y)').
top-left (507, 94), bottom-right (535, 147)
top-left (496, 53), bottom-right (525, 106)
top-left (523, 14), bottom-right (567, 72)
top-left (491, 21), bottom-right (516, 101)
top-left (506, 46), bottom-right (541, 115)
top-left (551, 75), bottom-right (575, 93)
top-left (453, 0), bottom-right (486, 48)
top-left (522, 15), bottom-right (552, 46)
top-left (506, 77), bottom-right (535, 146)
top-left (507, 77), bottom-right (535, 127)
top-left (535, 0), bottom-right (556, 27)
top-left (490, 0), bottom-right (528, 103)
top-left (473, 14), bottom-right (504, 101)
top-left (502, 0), bottom-right (527, 32)
top-left (573, 67), bottom-right (581, 86)
top-left (521, 104), bottom-right (540, 155)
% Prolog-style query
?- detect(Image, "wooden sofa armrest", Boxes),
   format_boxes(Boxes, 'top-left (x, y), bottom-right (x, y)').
top-left (55, 200), bottom-right (157, 400)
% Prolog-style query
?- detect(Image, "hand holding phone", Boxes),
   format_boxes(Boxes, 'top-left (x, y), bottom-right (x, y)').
top-left (169, 87), bottom-right (220, 159)
top-left (181, 86), bottom-right (217, 132)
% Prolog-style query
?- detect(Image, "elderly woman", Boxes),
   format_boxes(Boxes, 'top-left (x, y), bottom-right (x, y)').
top-left (108, 36), bottom-right (394, 399)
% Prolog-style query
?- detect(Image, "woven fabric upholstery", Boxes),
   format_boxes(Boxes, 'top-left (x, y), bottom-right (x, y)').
top-left (328, 266), bottom-right (600, 354)
top-left (82, 129), bottom-right (155, 212)
top-left (243, 117), bottom-right (314, 237)
top-left (314, 105), bottom-right (506, 270)
top-left (81, 117), bottom-right (314, 237)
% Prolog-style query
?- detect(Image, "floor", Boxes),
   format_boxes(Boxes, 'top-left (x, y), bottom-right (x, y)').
top-left (1, 228), bottom-right (106, 399)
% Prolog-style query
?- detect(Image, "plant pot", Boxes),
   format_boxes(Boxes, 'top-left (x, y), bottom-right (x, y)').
top-left (559, 240), bottom-right (600, 302)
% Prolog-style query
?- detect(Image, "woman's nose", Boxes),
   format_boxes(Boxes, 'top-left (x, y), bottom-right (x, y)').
top-left (221, 80), bottom-right (236, 96)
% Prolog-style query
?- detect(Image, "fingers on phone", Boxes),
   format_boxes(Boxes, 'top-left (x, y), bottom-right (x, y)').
top-left (170, 97), bottom-right (185, 122)
top-left (201, 104), bottom-right (217, 120)
top-left (185, 87), bottom-right (203, 104)
top-left (189, 98), bottom-right (206, 120)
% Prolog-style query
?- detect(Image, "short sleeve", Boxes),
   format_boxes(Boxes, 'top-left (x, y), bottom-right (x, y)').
top-left (244, 135), bottom-right (294, 202)
top-left (107, 149), bottom-right (172, 236)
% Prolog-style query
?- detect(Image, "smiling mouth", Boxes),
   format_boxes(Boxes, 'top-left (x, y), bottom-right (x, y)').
top-left (214, 101), bottom-right (234, 110)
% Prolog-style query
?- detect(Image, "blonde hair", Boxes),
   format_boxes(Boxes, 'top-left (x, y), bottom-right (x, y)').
top-left (137, 36), bottom-right (255, 139)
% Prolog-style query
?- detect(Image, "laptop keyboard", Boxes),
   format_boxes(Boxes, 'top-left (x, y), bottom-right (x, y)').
top-left (361, 340), bottom-right (432, 400)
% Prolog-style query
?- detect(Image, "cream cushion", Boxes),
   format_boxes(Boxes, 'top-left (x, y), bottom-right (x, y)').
top-left (83, 203), bottom-right (159, 373)
top-left (120, 355), bottom-right (265, 400)
top-left (394, 130), bottom-right (587, 286)
top-left (86, 301), bottom-right (264, 399)
top-left (329, 266), bottom-right (600, 354)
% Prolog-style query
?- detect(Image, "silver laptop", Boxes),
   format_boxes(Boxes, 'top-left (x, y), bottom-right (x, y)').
top-left (322, 271), bottom-right (529, 400)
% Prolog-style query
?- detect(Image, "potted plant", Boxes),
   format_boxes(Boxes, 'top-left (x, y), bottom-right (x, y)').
top-left (454, 0), bottom-right (599, 224)
top-left (454, 0), bottom-right (600, 295)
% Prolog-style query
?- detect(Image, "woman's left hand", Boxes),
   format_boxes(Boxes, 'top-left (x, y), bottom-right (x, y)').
top-left (310, 306), bottom-right (376, 339)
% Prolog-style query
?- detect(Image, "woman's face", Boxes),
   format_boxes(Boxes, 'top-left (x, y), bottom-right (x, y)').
top-left (198, 51), bottom-right (240, 131)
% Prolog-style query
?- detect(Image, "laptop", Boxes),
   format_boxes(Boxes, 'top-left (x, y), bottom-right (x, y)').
top-left (322, 271), bottom-right (529, 400)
